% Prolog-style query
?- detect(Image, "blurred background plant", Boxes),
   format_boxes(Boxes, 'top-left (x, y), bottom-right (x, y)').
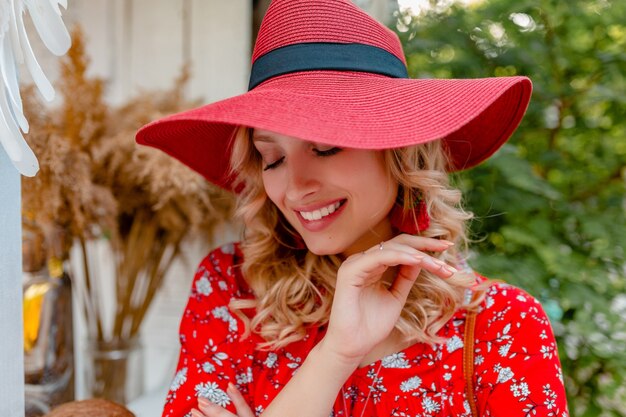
top-left (393, 0), bottom-right (625, 415)
top-left (21, 27), bottom-right (235, 405)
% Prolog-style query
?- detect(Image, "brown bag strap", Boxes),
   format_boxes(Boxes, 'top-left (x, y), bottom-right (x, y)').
top-left (463, 308), bottom-right (478, 417)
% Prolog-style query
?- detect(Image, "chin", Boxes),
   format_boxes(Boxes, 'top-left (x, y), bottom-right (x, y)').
top-left (302, 240), bottom-right (346, 257)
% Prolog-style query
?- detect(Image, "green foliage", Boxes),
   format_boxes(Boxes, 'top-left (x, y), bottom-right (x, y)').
top-left (393, 0), bottom-right (626, 414)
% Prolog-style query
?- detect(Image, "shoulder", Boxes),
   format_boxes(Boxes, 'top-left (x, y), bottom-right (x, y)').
top-left (196, 242), bottom-right (242, 279)
top-left (478, 281), bottom-right (548, 325)
top-left (470, 282), bottom-right (568, 414)
top-left (472, 279), bottom-right (558, 361)
top-left (179, 242), bottom-right (251, 352)
top-left (191, 242), bottom-right (250, 299)
top-left (481, 281), bottom-right (544, 314)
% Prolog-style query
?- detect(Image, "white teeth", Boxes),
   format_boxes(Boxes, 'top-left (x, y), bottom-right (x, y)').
top-left (300, 201), bottom-right (341, 221)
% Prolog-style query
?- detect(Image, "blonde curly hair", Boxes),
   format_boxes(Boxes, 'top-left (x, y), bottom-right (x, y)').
top-left (229, 126), bottom-right (482, 350)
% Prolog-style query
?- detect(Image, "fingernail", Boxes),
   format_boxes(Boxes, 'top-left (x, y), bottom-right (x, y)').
top-left (198, 397), bottom-right (211, 408)
top-left (227, 382), bottom-right (236, 392)
top-left (420, 257), bottom-right (437, 267)
top-left (432, 258), bottom-right (447, 266)
top-left (445, 265), bottom-right (458, 274)
top-left (441, 240), bottom-right (455, 246)
top-left (191, 408), bottom-right (203, 417)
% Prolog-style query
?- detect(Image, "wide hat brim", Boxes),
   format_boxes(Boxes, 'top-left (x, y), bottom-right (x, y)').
top-left (136, 71), bottom-right (532, 191)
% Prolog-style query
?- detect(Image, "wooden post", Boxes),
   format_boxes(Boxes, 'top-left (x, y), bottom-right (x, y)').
top-left (0, 149), bottom-right (25, 417)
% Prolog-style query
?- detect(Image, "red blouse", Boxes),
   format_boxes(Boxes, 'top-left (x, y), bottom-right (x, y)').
top-left (163, 243), bottom-right (569, 417)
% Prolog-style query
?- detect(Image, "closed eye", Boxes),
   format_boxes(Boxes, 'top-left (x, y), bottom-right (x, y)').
top-left (263, 156), bottom-right (285, 171)
top-left (262, 147), bottom-right (342, 171)
top-left (313, 147), bottom-right (342, 157)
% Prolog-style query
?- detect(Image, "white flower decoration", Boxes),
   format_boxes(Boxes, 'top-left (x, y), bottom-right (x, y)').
top-left (496, 366), bottom-right (514, 383)
top-left (236, 367), bottom-right (253, 385)
top-left (264, 352), bottom-right (278, 368)
top-left (381, 352), bottom-right (410, 369)
top-left (498, 342), bottom-right (512, 357)
top-left (399, 376), bottom-right (422, 392)
top-left (195, 382), bottom-right (231, 407)
top-left (446, 335), bottom-right (463, 353)
top-left (196, 276), bottom-right (212, 296)
top-left (170, 367), bottom-right (187, 391)
top-left (511, 381), bottom-right (530, 398)
top-left (212, 306), bottom-right (230, 320)
top-left (422, 396), bottom-right (441, 413)
top-left (540, 344), bottom-right (554, 359)
top-left (202, 361), bottom-right (215, 374)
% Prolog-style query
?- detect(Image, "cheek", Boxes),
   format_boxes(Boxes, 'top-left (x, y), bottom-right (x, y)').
top-left (363, 161), bottom-right (397, 213)
top-left (373, 176), bottom-right (397, 213)
top-left (351, 154), bottom-right (395, 197)
top-left (261, 173), bottom-right (285, 209)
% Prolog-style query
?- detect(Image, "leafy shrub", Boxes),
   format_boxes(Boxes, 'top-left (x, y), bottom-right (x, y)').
top-left (394, 0), bottom-right (626, 415)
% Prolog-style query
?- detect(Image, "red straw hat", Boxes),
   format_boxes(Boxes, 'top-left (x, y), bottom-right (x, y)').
top-left (136, 0), bottom-right (532, 191)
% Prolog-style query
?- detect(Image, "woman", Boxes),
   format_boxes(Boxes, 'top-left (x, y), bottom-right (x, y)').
top-left (136, 1), bottom-right (568, 416)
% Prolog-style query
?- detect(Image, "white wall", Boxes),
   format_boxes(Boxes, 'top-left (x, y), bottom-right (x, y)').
top-left (0, 152), bottom-right (25, 417)
top-left (22, 0), bottom-right (252, 409)
top-left (28, 0), bottom-right (252, 105)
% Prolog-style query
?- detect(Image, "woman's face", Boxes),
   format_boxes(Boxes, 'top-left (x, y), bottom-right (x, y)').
top-left (252, 129), bottom-right (397, 257)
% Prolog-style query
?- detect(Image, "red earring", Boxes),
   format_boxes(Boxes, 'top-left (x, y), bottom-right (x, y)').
top-left (390, 190), bottom-right (430, 235)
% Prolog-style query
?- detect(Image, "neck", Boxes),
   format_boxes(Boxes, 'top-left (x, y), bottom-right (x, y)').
top-left (340, 221), bottom-right (395, 259)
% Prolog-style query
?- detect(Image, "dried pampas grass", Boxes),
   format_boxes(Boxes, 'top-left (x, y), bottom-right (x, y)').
top-left (22, 26), bottom-right (235, 348)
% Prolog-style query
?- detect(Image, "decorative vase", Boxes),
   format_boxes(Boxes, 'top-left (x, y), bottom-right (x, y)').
top-left (84, 336), bottom-right (144, 405)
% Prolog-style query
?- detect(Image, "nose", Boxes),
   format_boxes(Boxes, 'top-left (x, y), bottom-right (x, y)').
top-left (284, 158), bottom-right (320, 202)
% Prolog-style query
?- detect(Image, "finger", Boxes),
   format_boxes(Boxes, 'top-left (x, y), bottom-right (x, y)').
top-left (198, 397), bottom-right (236, 417)
top-left (348, 249), bottom-right (424, 277)
top-left (370, 239), bottom-right (457, 278)
top-left (359, 244), bottom-right (456, 279)
top-left (227, 383), bottom-right (255, 417)
top-left (388, 263), bottom-right (422, 302)
top-left (355, 245), bottom-right (455, 276)
top-left (389, 234), bottom-right (455, 252)
top-left (191, 408), bottom-right (208, 417)
top-left (417, 256), bottom-right (457, 278)
top-left (364, 240), bottom-right (422, 257)
top-left (361, 238), bottom-right (452, 261)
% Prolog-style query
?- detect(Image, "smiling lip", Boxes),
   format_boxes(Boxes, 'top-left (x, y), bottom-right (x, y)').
top-left (294, 199), bottom-right (346, 232)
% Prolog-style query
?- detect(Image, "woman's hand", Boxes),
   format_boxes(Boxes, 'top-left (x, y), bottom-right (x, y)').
top-left (322, 234), bottom-right (456, 366)
top-left (191, 383), bottom-right (254, 417)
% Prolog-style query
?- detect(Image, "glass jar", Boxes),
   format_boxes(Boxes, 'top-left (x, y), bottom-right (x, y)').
top-left (23, 222), bottom-right (74, 416)
top-left (84, 336), bottom-right (144, 405)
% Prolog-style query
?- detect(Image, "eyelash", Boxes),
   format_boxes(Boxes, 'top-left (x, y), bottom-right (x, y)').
top-left (262, 147), bottom-right (342, 171)
top-left (315, 147), bottom-right (342, 157)
top-left (263, 157), bottom-right (285, 171)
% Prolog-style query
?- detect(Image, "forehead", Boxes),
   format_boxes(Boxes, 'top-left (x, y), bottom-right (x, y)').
top-left (252, 129), bottom-right (294, 142)
top-left (251, 129), bottom-right (325, 148)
